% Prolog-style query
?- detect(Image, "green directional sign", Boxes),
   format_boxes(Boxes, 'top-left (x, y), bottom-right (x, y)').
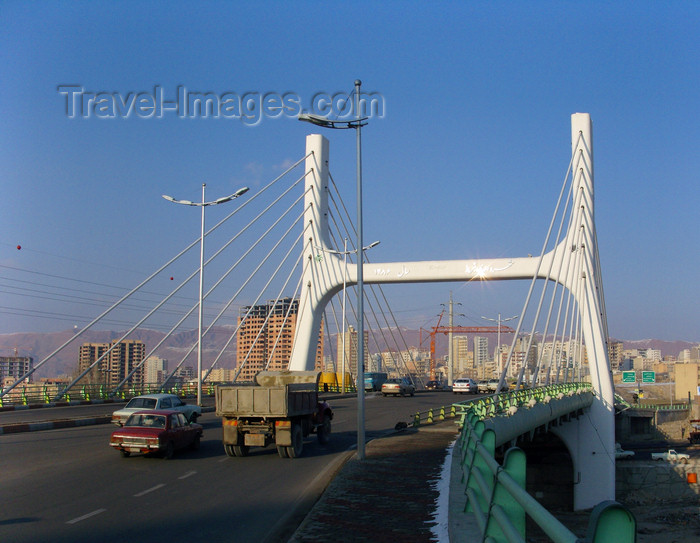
top-left (622, 371), bottom-right (636, 383)
top-left (642, 371), bottom-right (656, 383)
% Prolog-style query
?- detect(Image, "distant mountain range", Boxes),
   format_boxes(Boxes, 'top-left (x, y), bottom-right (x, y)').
top-left (0, 328), bottom-right (697, 380)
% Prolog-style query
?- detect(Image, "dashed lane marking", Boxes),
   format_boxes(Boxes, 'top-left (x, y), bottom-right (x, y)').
top-left (133, 483), bottom-right (165, 497)
top-left (66, 508), bottom-right (106, 524)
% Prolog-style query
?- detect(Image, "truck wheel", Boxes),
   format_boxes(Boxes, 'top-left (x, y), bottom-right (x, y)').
top-left (277, 446), bottom-right (289, 458)
top-left (233, 444), bottom-right (249, 457)
top-left (224, 444), bottom-right (235, 457)
top-left (317, 415), bottom-right (331, 445)
top-left (286, 424), bottom-right (303, 458)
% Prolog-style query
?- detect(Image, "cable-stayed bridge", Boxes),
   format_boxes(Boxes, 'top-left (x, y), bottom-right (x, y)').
top-left (3, 113), bottom-right (617, 516)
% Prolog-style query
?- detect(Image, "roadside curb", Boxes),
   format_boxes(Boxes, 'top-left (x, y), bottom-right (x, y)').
top-left (0, 415), bottom-right (112, 434)
top-left (0, 399), bottom-right (121, 412)
top-left (0, 406), bottom-right (216, 435)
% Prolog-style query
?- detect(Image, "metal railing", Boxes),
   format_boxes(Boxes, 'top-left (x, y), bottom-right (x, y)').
top-left (614, 392), bottom-right (691, 412)
top-left (455, 384), bottom-right (636, 542)
top-left (411, 403), bottom-right (460, 426)
top-left (0, 382), bottom-right (207, 407)
top-left (0, 381), bottom-right (358, 408)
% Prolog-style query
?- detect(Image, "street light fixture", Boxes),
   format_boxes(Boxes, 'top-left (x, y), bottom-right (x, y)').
top-left (300, 79), bottom-right (369, 460)
top-left (162, 184), bottom-right (249, 406)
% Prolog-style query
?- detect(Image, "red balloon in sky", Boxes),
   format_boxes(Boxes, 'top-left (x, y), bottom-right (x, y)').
top-left (16, 245), bottom-right (21, 250)
top-left (170, 277), bottom-right (174, 281)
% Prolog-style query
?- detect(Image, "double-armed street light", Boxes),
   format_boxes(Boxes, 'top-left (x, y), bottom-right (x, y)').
top-left (482, 313), bottom-right (518, 386)
top-left (316, 240), bottom-right (380, 395)
top-left (300, 79), bottom-right (370, 459)
top-left (162, 185), bottom-right (249, 406)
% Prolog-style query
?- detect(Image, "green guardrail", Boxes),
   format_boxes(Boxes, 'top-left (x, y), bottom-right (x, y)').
top-left (0, 382), bottom-right (205, 407)
top-left (0, 380), bottom-right (359, 408)
top-left (455, 384), bottom-right (636, 542)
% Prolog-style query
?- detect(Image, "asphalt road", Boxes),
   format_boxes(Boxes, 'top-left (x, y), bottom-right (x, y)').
top-left (0, 391), bottom-right (462, 543)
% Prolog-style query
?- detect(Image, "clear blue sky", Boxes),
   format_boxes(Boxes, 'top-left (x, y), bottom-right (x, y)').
top-left (1, 1), bottom-right (699, 342)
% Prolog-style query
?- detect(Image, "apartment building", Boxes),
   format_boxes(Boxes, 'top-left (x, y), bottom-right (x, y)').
top-left (236, 297), bottom-right (323, 381)
top-left (337, 324), bottom-right (368, 378)
top-left (78, 340), bottom-right (145, 387)
top-left (0, 355), bottom-right (33, 385)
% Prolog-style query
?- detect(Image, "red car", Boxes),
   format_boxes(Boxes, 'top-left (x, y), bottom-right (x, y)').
top-left (110, 409), bottom-right (203, 459)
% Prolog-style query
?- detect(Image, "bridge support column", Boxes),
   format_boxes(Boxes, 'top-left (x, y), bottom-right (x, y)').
top-left (549, 113), bottom-right (614, 510)
top-left (289, 134), bottom-right (345, 372)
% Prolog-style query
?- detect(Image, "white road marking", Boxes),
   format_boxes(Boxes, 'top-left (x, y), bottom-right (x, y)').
top-left (178, 470), bottom-right (197, 480)
top-left (66, 508), bottom-right (106, 524)
top-left (133, 483), bottom-right (165, 497)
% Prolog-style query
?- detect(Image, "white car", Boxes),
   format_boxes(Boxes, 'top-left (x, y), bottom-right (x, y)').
top-left (453, 378), bottom-right (478, 394)
top-left (112, 394), bottom-right (202, 426)
top-left (614, 444), bottom-right (635, 459)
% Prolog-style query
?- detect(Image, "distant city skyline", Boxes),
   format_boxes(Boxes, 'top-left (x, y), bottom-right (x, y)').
top-left (2, 3), bottom-right (699, 342)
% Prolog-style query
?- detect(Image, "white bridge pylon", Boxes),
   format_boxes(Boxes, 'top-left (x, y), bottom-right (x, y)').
top-left (290, 113), bottom-right (615, 510)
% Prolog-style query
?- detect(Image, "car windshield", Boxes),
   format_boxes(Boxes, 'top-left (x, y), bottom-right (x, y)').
top-left (125, 397), bottom-right (157, 409)
top-left (125, 414), bottom-right (166, 428)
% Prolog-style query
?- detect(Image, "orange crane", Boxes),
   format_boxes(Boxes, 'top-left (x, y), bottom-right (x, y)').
top-left (420, 313), bottom-right (515, 380)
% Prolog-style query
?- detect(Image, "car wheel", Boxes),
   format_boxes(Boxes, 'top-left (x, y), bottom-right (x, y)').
top-left (189, 413), bottom-right (199, 423)
top-left (120, 450), bottom-right (130, 458)
top-left (286, 424), bottom-right (303, 458)
top-left (190, 434), bottom-right (201, 451)
top-left (164, 441), bottom-right (175, 460)
top-left (681, 458), bottom-right (688, 464)
top-left (317, 415), bottom-right (331, 445)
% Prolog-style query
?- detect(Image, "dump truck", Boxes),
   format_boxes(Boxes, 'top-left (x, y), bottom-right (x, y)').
top-left (215, 370), bottom-right (333, 459)
top-left (689, 420), bottom-right (700, 444)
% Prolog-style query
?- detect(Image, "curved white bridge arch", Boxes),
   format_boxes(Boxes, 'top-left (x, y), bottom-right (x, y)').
top-left (291, 113), bottom-right (614, 509)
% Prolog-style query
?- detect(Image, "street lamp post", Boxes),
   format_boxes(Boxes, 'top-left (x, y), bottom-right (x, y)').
top-left (300, 79), bottom-right (369, 459)
top-left (482, 313), bottom-right (518, 383)
top-left (341, 238), bottom-right (348, 394)
top-left (315, 239), bottom-right (380, 394)
top-left (162, 184), bottom-right (249, 406)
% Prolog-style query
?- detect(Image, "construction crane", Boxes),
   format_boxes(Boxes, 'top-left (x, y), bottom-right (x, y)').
top-left (420, 312), bottom-right (515, 380)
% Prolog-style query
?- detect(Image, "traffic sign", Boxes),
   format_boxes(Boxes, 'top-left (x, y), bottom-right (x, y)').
top-left (642, 371), bottom-right (656, 383)
top-left (622, 371), bottom-right (635, 383)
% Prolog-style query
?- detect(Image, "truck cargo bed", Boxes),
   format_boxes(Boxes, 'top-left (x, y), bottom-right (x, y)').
top-left (216, 383), bottom-right (317, 418)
